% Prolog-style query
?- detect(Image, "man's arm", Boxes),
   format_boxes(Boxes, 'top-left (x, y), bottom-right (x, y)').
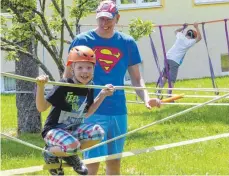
top-left (128, 64), bottom-right (160, 109)
top-left (193, 22), bottom-right (202, 43)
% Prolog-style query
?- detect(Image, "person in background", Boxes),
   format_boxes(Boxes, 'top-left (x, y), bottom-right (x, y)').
top-left (157, 22), bottom-right (202, 97)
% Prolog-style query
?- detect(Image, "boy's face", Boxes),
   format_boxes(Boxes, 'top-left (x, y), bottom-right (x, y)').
top-left (72, 62), bottom-right (94, 84)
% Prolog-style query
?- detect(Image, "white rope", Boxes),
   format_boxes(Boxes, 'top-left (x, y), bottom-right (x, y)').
top-left (127, 101), bottom-right (229, 106)
top-left (82, 92), bottom-right (229, 152)
top-left (1, 133), bottom-right (228, 175)
top-left (125, 91), bottom-right (229, 98)
top-left (2, 72), bottom-right (228, 154)
top-left (2, 91), bottom-right (34, 94)
top-left (83, 133), bottom-right (229, 164)
top-left (1, 72), bottom-right (229, 92)
top-left (1, 133), bottom-right (47, 152)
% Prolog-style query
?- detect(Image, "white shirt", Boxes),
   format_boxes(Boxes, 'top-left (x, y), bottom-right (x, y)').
top-left (166, 32), bottom-right (196, 65)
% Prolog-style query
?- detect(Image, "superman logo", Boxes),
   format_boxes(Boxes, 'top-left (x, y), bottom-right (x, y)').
top-left (94, 47), bottom-right (123, 73)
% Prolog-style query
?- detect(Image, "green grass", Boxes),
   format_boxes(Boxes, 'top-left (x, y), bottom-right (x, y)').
top-left (1, 76), bottom-right (229, 175)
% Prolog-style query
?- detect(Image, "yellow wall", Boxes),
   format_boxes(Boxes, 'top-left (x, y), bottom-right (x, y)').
top-left (1, 0), bottom-right (229, 82)
top-left (80, 0), bottom-right (229, 82)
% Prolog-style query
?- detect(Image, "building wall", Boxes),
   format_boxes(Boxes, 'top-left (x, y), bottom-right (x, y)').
top-left (79, 0), bottom-right (229, 82)
top-left (1, 0), bottom-right (229, 83)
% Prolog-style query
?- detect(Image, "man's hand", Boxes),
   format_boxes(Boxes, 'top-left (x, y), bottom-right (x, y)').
top-left (36, 75), bottom-right (49, 87)
top-left (101, 84), bottom-right (115, 97)
top-left (145, 98), bottom-right (161, 109)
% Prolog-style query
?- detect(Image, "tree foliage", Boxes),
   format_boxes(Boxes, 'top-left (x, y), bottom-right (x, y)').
top-left (1, 0), bottom-right (154, 79)
top-left (129, 18), bottom-right (155, 41)
top-left (1, 0), bottom-right (98, 80)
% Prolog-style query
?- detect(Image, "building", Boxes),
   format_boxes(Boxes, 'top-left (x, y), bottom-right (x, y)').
top-left (1, 0), bottom-right (229, 92)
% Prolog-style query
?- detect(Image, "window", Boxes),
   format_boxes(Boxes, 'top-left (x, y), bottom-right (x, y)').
top-left (116, 0), bottom-right (161, 9)
top-left (194, 0), bottom-right (229, 5)
top-left (4, 77), bottom-right (16, 91)
top-left (221, 54), bottom-right (229, 73)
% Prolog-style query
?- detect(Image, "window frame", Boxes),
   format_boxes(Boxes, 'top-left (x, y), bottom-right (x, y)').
top-left (194, 0), bottom-right (229, 5)
top-left (116, 0), bottom-right (162, 10)
top-left (3, 76), bottom-right (16, 92)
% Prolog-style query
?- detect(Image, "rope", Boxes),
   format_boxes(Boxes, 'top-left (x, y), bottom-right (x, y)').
top-left (2, 72), bottom-right (229, 92)
top-left (127, 101), bottom-right (229, 106)
top-left (2, 90), bottom-right (228, 156)
top-left (1, 133), bottom-right (46, 152)
top-left (159, 26), bottom-right (172, 94)
top-left (125, 91), bottom-right (229, 98)
top-left (79, 19), bottom-right (229, 28)
top-left (149, 34), bottom-right (163, 95)
top-left (1, 133), bottom-right (228, 175)
top-left (201, 23), bottom-right (219, 95)
top-left (81, 92), bottom-right (229, 152)
top-left (224, 19), bottom-right (229, 56)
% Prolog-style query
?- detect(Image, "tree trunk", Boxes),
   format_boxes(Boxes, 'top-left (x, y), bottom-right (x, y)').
top-left (16, 40), bottom-right (41, 133)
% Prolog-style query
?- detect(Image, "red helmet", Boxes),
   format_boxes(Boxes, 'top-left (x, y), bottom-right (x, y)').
top-left (66, 46), bottom-right (96, 66)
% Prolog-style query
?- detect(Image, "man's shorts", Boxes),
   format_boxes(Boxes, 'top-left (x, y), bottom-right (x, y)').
top-left (163, 59), bottom-right (180, 83)
top-left (83, 114), bottom-right (127, 159)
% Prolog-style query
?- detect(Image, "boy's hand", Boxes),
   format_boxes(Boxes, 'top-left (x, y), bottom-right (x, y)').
top-left (101, 84), bottom-right (115, 97)
top-left (36, 75), bottom-right (49, 87)
top-left (145, 98), bottom-right (161, 109)
top-left (193, 22), bottom-right (199, 28)
top-left (183, 23), bottom-right (188, 29)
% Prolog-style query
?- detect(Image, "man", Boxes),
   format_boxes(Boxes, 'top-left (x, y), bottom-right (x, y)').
top-left (64, 1), bottom-right (161, 174)
top-left (157, 22), bottom-right (202, 96)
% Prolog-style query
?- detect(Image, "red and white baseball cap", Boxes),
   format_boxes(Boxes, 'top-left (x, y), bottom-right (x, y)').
top-left (96, 0), bottom-right (119, 19)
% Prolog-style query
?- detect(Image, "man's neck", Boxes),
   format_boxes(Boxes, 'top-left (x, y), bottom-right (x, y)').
top-left (95, 28), bottom-right (115, 39)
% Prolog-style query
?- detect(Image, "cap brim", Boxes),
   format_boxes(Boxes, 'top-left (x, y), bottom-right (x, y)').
top-left (96, 12), bottom-right (114, 19)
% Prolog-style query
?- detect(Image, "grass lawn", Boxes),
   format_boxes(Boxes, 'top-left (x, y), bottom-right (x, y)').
top-left (1, 76), bottom-right (229, 175)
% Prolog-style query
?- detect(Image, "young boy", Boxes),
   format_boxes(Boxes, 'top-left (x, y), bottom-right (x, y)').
top-left (36, 45), bottom-right (114, 175)
top-left (157, 22), bottom-right (202, 96)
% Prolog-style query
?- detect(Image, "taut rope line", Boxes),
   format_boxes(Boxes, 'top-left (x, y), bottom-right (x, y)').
top-left (82, 92), bottom-right (229, 152)
top-left (1, 133), bottom-right (228, 175)
top-left (1, 72), bottom-right (229, 92)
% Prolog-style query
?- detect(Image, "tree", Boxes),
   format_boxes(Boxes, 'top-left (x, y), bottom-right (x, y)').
top-left (0, 0), bottom-right (98, 133)
top-left (1, 0), bottom-right (99, 80)
top-left (0, 0), bottom-right (153, 133)
top-left (129, 18), bottom-right (154, 41)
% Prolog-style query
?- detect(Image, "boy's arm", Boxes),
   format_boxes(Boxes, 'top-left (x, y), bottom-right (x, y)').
top-left (36, 75), bottom-right (51, 112)
top-left (175, 23), bottom-right (188, 34)
top-left (85, 85), bottom-right (114, 118)
top-left (193, 22), bottom-right (202, 43)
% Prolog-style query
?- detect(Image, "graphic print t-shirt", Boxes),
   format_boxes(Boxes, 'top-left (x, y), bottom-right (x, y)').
top-left (41, 78), bottom-right (94, 138)
top-left (69, 30), bottom-right (142, 115)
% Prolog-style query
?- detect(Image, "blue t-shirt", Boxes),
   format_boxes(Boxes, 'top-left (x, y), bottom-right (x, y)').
top-left (69, 30), bottom-right (142, 115)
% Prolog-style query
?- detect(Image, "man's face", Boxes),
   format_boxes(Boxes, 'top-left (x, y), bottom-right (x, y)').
top-left (96, 15), bottom-right (119, 35)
